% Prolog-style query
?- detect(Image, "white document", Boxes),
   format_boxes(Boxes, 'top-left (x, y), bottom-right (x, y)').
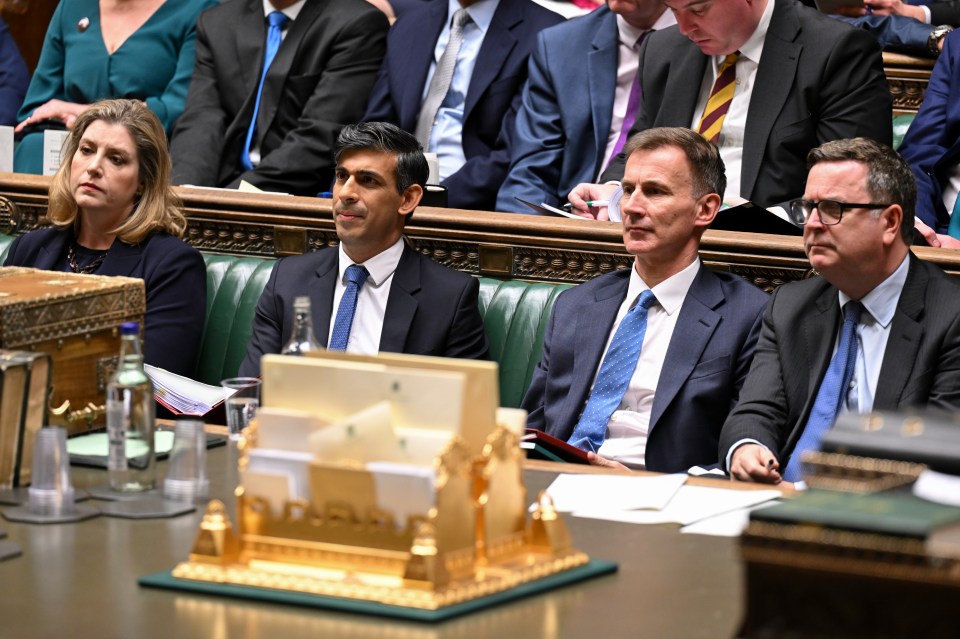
top-left (913, 469), bottom-right (960, 507)
top-left (679, 501), bottom-right (779, 537)
top-left (366, 461), bottom-right (435, 530)
top-left (0, 126), bottom-right (12, 172)
top-left (537, 473), bottom-right (687, 513)
top-left (42, 129), bottom-right (69, 176)
top-left (246, 448), bottom-right (315, 502)
top-left (573, 485), bottom-right (782, 526)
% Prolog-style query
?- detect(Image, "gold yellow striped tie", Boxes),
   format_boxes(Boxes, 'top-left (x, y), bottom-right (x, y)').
top-left (696, 53), bottom-right (739, 144)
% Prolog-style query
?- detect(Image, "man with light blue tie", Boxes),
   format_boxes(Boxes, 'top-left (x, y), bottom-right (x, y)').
top-left (238, 122), bottom-right (489, 377)
top-left (362, 0), bottom-right (563, 210)
top-left (170, 0), bottom-right (388, 196)
top-left (522, 128), bottom-right (769, 473)
top-left (721, 138), bottom-right (960, 484)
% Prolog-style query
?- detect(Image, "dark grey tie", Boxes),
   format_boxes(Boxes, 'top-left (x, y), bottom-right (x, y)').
top-left (414, 8), bottom-right (470, 149)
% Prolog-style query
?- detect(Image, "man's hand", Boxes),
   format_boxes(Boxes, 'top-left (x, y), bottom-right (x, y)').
top-left (863, 0), bottom-right (926, 20)
top-left (568, 182), bottom-right (619, 220)
top-left (14, 99), bottom-right (89, 133)
top-left (914, 217), bottom-right (960, 248)
top-left (729, 444), bottom-right (782, 483)
top-left (587, 451), bottom-right (630, 470)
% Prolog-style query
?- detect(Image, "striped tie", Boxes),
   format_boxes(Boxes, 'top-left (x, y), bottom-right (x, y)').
top-left (696, 53), bottom-right (739, 144)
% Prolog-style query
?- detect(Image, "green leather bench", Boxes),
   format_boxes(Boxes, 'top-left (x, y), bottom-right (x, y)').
top-left (0, 234), bottom-right (569, 408)
top-left (197, 252), bottom-right (570, 408)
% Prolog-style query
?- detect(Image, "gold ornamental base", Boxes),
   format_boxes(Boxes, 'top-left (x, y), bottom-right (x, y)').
top-left (171, 550), bottom-right (589, 610)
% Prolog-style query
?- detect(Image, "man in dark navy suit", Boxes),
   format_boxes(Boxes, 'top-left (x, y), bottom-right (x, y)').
top-left (522, 128), bottom-right (769, 473)
top-left (363, 0), bottom-right (563, 211)
top-left (239, 122), bottom-right (488, 377)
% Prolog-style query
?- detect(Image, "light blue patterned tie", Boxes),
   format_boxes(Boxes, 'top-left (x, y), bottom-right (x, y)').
top-left (328, 265), bottom-right (370, 351)
top-left (783, 301), bottom-right (863, 482)
top-left (241, 11), bottom-right (289, 171)
top-left (568, 290), bottom-right (657, 452)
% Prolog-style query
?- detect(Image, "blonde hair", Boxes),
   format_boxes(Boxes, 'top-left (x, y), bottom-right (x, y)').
top-left (47, 99), bottom-right (187, 243)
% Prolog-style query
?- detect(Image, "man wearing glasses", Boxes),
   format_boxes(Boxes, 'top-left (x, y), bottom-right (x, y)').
top-left (719, 137), bottom-right (960, 484)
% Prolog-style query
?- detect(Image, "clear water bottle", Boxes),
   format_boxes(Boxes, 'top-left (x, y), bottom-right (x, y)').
top-left (106, 321), bottom-right (156, 491)
top-left (281, 295), bottom-right (322, 355)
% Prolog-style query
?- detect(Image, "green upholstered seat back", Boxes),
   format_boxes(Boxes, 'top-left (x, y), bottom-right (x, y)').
top-left (0, 233), bottom-right (13, 262)
top-left (196, 254), bottom-right (276, 386)
top-left (892, 114), bottom-right (915, 150)
top-left (478, 278), bottom-right (572, 408)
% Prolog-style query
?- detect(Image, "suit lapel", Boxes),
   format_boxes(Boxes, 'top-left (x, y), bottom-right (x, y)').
top-left (400, 3), bottom-right (448, 126)
top-left (659, 44), bottom-right (706, 127)
top-left (649, 267), bottom-right (722, 430)
top-left (98, 237), bottom-right (143, 276)
top-left (742, 0), bottom-right (800, 199)
top-left (379, 244), bottom-right (420, 353)
top-left (309, 250), bottom-right (338, 348)
top-left (875, 255), bottom-right (926, 406)
top-left (234, 0), bottom-right (267, 101)
top-left (797, 285), bottom-right (840, 427)
top-left (33, 230), bottom-right (70, 270)
top-left (258, 0), bottom-right (328, 136)
top-left (562, 271), bottom-right (630, 423)
top-left (588, 9), bottom-right (619, 173)
top-left (464, 0), bottom-right (520, 121)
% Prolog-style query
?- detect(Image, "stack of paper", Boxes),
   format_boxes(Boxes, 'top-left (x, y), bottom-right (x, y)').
top-left (144, 364), bottom-right (230, 416)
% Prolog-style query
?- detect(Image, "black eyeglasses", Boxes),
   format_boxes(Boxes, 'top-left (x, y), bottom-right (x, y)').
top-left (788, 199), bottom-right (890, 226)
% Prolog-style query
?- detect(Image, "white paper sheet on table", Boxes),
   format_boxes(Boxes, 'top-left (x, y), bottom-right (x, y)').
top-left (679, 501), bottom-right (779, 537)
top-left (913, 469), bottom-right (960, 507)
top-left (536, 473), bottom-right (687, 513)
top-left (572, 485), bottom-right (782, 526)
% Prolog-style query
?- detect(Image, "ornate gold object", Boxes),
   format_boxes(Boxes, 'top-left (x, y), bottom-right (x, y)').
top-left (174, 352), bottom-right (589, 610)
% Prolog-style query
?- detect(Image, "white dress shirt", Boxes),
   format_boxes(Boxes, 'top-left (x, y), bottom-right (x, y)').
top-left (688, 0), bottom-right (773, 202)
top-left (594, 259), bottom-right (701, 468)
top-left (597, 11), bottom-right (677, 177)
top-left (422, 0), bottom-right (500, 181)
top-left (328, 239), bottom-right (405, 354)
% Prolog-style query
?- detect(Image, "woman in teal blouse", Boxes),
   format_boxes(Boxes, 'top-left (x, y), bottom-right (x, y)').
top-left (13, 0), bottom-right (217, 174)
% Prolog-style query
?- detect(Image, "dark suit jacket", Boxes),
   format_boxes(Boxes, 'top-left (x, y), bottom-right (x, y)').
top-left (719, 254), bottom-right (960, 470)
top-left (170, 0), bottom-right (388, 196)
top-left (0, 16), bottom-right (29, 127)
top-left (521, 264), bottom-right (769, 473)
top-left (496, 6), bottom-right (620, 212)
top-left (3, 227), bottom-right (207, 377)
top-left (898, 31), bottom-right (960, 233)
top-left (362, 0), bottom-right (563, 211)
top-left (601, 0), bottom-right (893, 208)
top-left (238, 243), bottom-right (489, 376)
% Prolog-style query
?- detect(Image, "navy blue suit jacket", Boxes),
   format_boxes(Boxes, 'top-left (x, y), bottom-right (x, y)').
top-left (0, 17), bottom-right (29, 127)
top-left (362, 0), bottom-right (562, 211)
top-left (522, 264), bottom-right (769, 473)
top-left (238, 243), bottom-right (489, 377)
top-left (496, 6), bottom-right (619, 212)
top-left (898, 31), bottom-right (960, 233)
top-left (3, 227), bottom-right (207, 377)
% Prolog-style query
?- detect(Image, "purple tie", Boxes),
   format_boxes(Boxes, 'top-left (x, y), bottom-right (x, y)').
top-left (608, 30), bottom-right (651, 163)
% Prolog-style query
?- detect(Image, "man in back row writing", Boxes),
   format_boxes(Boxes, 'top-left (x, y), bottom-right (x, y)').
top-left (570, 0), bottom-right (893, 214)
top-left (721, 138), bottom-right (960, 483)
top-left (239, 122), bottom-right (488, 377)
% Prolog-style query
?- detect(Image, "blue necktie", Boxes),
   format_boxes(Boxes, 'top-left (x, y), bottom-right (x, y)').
top-left (241, 11), bottom-right (289, 171)
top-left (328, 265), bottom-right (370, 351)
top-left (568, 290), bottom-right (657, 452)
top-left (783, 301), bottom-right (863, 482)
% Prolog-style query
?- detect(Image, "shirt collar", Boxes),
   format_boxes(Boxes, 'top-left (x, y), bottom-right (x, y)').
top-left (615, 11), bottom-right (676, 49)
top-left (719, 0), bottom-right (772, 67)
top-left (447, 0), bottom-right (500, 34)
top-left (838, 253), bottom-right (909, 329)
top-left (626, 258), bottom-right (701, 315)
top-left (337, 238), bottom-right (405, 288)
top-left (262, 0), bottom-right (306, 22)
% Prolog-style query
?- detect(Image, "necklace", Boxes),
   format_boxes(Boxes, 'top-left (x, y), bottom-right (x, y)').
top-left (67, 243), bottom-right (109, 274)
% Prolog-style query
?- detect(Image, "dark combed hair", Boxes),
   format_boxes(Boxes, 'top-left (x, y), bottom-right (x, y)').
top-left (622, 127), bottom-right (726, 199)
top-left (807, 137), bottom-right (916, 244)
top-left (334, 122), bottom-right (429, 193)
